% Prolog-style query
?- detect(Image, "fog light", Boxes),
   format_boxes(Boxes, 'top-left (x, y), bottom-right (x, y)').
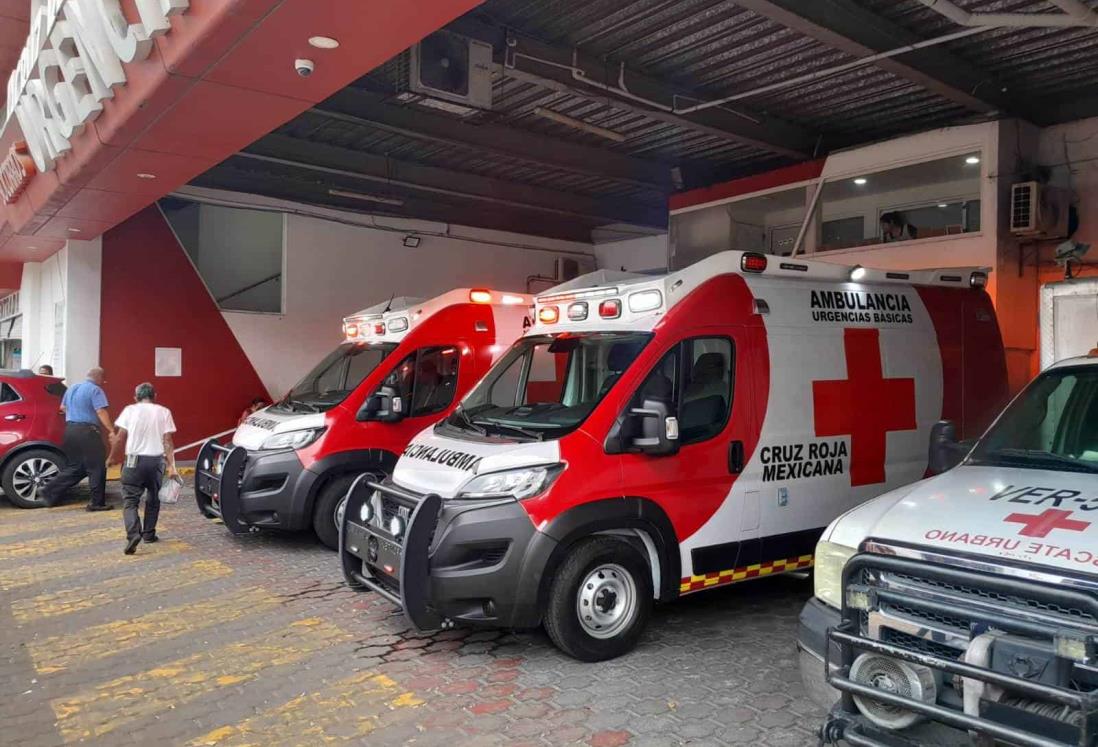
top-left (850, 654), bottom-right (937, 731)
top-left (389, 515), bottom-right (405, 538)
top-left (359, 501), bottom-right (373, 524)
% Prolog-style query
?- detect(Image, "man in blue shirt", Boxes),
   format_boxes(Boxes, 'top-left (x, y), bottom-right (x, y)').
top-left (42, 367), bottom-right (116, 510)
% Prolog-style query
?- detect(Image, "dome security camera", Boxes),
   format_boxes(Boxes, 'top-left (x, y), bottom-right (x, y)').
top-left (294, 58), bottom-right (315, 77)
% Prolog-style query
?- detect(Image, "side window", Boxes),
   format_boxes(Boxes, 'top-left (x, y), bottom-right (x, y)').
top-left (0, 383), bottom-right (19, 403)
top-left (409, 347), bottom-right (460, 417)
top-left (626, 337), bottom-right (734, 447)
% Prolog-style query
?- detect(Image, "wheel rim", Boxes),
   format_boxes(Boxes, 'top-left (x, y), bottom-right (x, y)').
top-left (11, 457), bottom-right (60, 503)
top-left (576, 563), bottom-right (638, 639)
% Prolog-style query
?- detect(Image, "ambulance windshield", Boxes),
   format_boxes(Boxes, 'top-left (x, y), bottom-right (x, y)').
top-left (279, 342), bottom-right (397, 412)
top-left (968, 365), bottom-right (1098, 474)
top-left (444, 332), bottom-right (651, 440)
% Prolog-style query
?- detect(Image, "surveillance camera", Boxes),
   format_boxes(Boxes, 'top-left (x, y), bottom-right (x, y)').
top-left (294, 58), bottom-right (315, 77)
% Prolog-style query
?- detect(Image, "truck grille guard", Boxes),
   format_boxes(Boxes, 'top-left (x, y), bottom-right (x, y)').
top-left (339, 474), bottom-right (444, 631)
top-left (824, 552), bottom-right (1098, 747)
top-left (194, 439), bottom-right (249, 534)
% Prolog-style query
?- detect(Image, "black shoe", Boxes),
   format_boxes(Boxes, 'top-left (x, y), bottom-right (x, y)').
top-left (87, 504), bottom-right (114, 512)
top-left (142, 534), bottom-right (159, 543)
top-left (124, 536), bottom-right (141, 555)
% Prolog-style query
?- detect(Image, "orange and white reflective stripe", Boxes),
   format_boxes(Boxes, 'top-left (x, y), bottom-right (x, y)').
top-left (679, 554), bottom-right (814, 595)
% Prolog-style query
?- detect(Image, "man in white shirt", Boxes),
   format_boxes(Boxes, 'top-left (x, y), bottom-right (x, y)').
top-left (112, 383), bottom-right (179, 555)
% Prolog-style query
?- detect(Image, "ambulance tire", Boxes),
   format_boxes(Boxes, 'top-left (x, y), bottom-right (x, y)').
top-left (544, 536), bottom-right (652, 662)
top-left (313, 474), bottom-right (359, 551)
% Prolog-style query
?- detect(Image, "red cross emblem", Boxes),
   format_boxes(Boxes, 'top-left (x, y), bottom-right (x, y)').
top-left (1005, 508), bottom-right (1090, 538)
top-left (813, 328), bottom-right (917, 487)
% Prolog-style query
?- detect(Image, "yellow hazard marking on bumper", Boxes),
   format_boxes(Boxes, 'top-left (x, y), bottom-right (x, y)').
top-left (52, 618), bottom-right (348, 742)
top-left (12, 559), bottom-right (232, 623)
top-left (31, 587), bottom-right (279, 674)
top-left (0, 526), bottom-right (123, 561)
top-left (679, 554), bottom-right (814, 594)
top-left (188, 670), bottom-right (422, 746)
top-left (0, 539), bottom-right (190, 591)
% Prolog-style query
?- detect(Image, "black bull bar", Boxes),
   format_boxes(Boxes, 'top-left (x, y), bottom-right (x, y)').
top-left (823, 553), bottom-right (1098, 747)
top-left (194, 439), bottom-right (250, 534)
top-left (339, 474), bottom-right (443, 631)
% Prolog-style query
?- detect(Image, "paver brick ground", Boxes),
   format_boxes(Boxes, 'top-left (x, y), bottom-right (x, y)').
top-left (0, 481), bottom-right (823, 745)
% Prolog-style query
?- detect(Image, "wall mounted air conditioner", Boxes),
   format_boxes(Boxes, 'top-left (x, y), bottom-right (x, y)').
top-left (1010, 181), bottom-right (1070, 239)
top-left (398, 31), bottom-right (493, 117)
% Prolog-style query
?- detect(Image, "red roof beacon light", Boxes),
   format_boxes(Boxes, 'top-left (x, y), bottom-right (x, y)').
top-left (470, 289), bottom-right (493, 304)
top-left (374, 322), bottom-right (386, 335)
top-left (539, 305), bottom-right (560, 324)
top-left (599, 299), bottom-right (622, 319)
top-left (741, 253), bottom-right (768, 273)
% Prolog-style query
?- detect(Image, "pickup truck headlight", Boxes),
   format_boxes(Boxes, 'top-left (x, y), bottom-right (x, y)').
top-left (260, 427), bottom-right (325, 451)
top-left (814, 540), bottom-right (857, 609)
top-left (456, 465), bottom-right (563, 501)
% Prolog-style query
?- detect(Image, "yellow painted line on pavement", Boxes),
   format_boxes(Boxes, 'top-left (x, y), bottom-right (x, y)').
top-left (188, 671), bottom-right (423, 746)
top-left (0, 526), bottom-right (122, 561)
top-left (52, 618), bottom-right (349, 742)
top-left (0, 510), bottom-right (119, 539)
top-left (0, 539), bottom-right (190, 591)
top-left (12, 559), bottom-right (233, 623)
top-left (31, 587), bottom-right (279, 674)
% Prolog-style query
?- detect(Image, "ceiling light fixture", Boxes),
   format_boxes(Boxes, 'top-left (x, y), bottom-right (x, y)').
top-left (67, 228), bottom-right (81, 233)
top-left (533, 106), bottom-right (626, 143)
top-left (853, 177), bottom-right (868, 186)
top-left (965, 156), bottom-right (980, 165)
top-left (136, 173), bottom-right (156, 179)
top-left (403, 235), bottom-right (421, 248)
top-left (938, 203), bottom-right (948, 208)
top-left (328, 189), bottom-right (405, 207)
top-left (308, 36), bottom-right (339, 49)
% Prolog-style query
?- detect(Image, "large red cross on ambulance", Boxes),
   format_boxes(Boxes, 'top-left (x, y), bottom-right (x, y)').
top-left (812, 328), bottom-right (918, 486)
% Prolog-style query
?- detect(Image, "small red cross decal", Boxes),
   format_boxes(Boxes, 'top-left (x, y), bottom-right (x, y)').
top-left (813, 328), bottom-right (917, 487)
top-left (1005, 508), bottom-right (1091, 538)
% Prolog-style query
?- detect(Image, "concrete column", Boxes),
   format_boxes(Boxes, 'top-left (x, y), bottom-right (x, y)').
top-left (64, 238), bottom-right (103, 378)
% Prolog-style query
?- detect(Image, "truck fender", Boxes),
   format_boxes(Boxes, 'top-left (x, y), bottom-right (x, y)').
top-left (303, 448), bottom-right (400, 513)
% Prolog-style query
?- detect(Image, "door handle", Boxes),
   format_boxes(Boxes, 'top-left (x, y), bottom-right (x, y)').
top-left (4, 414), bottom-right (25, 421)
top-left (728, 440), bottom-right (744, 474)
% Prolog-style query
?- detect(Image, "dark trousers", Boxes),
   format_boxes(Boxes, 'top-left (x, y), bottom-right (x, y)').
top-left (122, 456), bottom-right (163, 541)
top-left (44, 424), bottom-right (107, 507)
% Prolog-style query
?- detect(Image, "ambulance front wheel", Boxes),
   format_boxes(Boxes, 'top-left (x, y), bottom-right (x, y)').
top-left (313, 474), bottom-right (360, 550)
top-left (544, 536), bottom-right (652, 662)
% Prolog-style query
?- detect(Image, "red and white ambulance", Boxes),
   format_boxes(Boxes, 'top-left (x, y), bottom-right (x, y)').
top-left (801, 353), bottom-right (1098, 747)
top-left (195, 288), bottom-right (531, 549)
top-left (339, 251), bottom-right (1008, 660)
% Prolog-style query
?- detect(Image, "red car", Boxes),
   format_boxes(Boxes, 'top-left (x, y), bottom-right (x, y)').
top-left (0, 370), bottom-right (67, 508)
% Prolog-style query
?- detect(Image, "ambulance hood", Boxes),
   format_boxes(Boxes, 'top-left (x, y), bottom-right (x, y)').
top-left (232, 406), bottom-right (326, 451)
top-left (393, 426), bottom-right (561, 499)
top-left (827, 465), bottom-right (1098, 575)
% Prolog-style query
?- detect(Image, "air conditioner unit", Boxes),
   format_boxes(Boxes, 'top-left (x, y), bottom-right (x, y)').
top-left (399, 31), bottom-right (493, 117)
top-left (1010, 181), bottom-right (1070, 238)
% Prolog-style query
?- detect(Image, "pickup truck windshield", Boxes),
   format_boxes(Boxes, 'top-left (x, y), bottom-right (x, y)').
top-left (969, 365), bottom-right (1098, 474)
top-left (444, 332), bottom-right (651, 440)
top-left (278, 342), bottom-right (397, 412)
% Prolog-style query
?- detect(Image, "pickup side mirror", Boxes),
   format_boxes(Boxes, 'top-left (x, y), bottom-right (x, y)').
top-left (928, 419), bottom-right (969, 474)
top-left (626, 398), bottom-right (680, 456)
top-left (357, 385), bottom-right (405, 423)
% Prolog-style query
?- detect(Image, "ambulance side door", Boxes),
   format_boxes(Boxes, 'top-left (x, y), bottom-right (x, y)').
top-left (615, 326), bottom-right (758, 568)
top-left (375, 345), bottom-right (465, 442)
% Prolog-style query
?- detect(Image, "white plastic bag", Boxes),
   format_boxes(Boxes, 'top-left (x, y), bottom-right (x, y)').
top-left (159, 475), bottom-right (184, 504)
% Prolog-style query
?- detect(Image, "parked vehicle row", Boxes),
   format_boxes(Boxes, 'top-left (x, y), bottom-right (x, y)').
top-left (0, 370), bottom-right (68, 508)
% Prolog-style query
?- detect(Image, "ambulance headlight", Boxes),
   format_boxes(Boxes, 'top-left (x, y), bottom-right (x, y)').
top-left (260, 427), bottom-right (325, 451)
top-left (456, 465), bottom-right (563, 501)
top-left (814, 541), bottom-right (857, 609)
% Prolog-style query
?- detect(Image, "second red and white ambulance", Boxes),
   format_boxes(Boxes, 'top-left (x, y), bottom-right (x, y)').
top-left (340, 251), bottom-right (1009, 660)
top-left (195, 288), bottom-right (531, 549)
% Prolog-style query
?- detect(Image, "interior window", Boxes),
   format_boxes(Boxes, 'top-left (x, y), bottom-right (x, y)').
top-left (0, 383), bottom-right (19, 403)
top-left (383, 347), bottom-right (461, 418)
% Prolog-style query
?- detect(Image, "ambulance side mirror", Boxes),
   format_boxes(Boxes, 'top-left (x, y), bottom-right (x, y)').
top-left (928, 419), bottom-right (966, 474)
top-left (359, 385), bottom-right (405, 423)
top-left (627, 399), bottom-right (680, 456)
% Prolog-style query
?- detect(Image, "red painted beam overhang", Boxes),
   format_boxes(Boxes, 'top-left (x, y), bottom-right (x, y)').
top-left (669, 159), bottom-right (826, 213)
top-left (0, 0), bottom-right (484, 263)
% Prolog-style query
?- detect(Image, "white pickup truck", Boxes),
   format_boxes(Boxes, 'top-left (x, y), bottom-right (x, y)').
top-left (801, 353), bottom-right (1098, 747)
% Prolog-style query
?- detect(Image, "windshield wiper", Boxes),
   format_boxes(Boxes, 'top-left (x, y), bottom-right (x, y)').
top-left (286, 398), bottom-right (320, 413)
top-left (976, 448), bottom-right (1098, 473)
top-left (475, 419), bottom-right (544, 441)
top-left (452, 404), bottom-right (487, 437)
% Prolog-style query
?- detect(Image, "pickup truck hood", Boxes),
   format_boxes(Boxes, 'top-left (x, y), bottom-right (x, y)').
top-left (393, 427), bottom-right (561, 499)
top-left (232, 407), bottom-right (326, 450)
top-left (829, 465), bottom-right (1098, 575)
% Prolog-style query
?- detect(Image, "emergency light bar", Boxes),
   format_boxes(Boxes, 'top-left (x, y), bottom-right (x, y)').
top-left (344, 288), bottom-right (533, 341)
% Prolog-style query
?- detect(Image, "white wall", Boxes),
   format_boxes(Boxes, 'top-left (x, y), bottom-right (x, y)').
top-left (1039, 116), bottom-right (1098, 251)
top-left (19, 238), bottom-right (102, 379)
top-left (218, 210), bottom-right (595, 397)
top-left (594, 234), bottom-right (669, 273)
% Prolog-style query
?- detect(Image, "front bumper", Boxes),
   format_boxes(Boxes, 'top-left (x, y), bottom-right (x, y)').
top-left (339, 477), bottom-right (549, 631)
top-left (195, 439), bottom-right (316, 533)
top-left (817, 552), bottom-right (1098, 747)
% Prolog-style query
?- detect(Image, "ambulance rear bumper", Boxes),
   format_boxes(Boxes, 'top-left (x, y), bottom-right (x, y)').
top-left (340, 476), bottom-right (550, 631)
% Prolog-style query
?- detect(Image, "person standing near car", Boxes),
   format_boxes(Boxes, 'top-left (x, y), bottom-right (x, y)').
top-left (42, 367), bottom-right (114, 510)
top-left (112, 383), bottom-right (178, 554)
